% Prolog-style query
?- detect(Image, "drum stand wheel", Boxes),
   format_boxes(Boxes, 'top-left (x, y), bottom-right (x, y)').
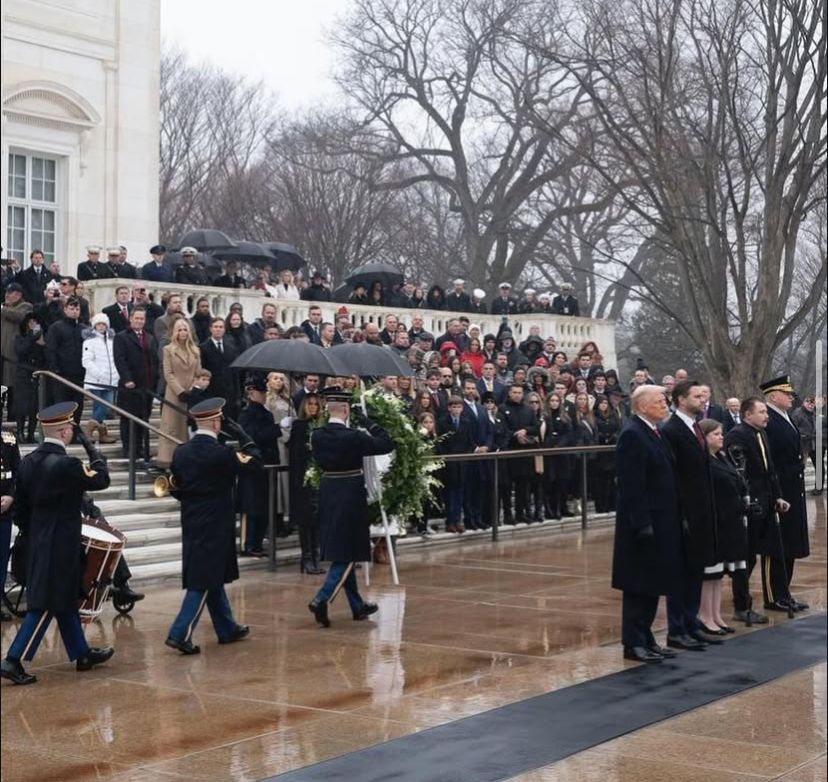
top-left (2, 580), bottom-right (28, 618)
top-left (112, 595), bottom-right (135, 615)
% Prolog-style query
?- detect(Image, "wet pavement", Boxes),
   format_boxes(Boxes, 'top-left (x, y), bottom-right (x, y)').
top-left (1, 495), bottom-right (825, 782)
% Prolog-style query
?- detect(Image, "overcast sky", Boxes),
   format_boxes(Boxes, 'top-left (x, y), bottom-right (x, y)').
top-left (161, 0), bottom-right (349, 110)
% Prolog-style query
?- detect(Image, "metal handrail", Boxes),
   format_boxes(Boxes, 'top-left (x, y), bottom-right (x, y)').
top-left (34, 370), bottom-right (183, 500)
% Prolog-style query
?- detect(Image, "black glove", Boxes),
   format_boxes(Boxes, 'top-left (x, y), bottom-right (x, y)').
top-left (178, 391), bottom-right (189, 404)
top-left (74, 424), bottom-right (102, 462)
top-left (366, 421), bottom-right (387, 438)
top-left (635, 524), bottom-right (655, 542)
top-left (350, 408), bottom-right (369, 429)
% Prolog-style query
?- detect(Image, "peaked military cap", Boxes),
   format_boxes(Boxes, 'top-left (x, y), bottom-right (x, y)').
top-left (760, 375), bottom-right (795, 394)
top-left (149, 244), bottom-right (167, 255)
top-left (190, 397), bottom-right (225, 421)
top-left (321, 386), bottom-right (351, 403)
top-left (37, 401), bottom-right (78, 425)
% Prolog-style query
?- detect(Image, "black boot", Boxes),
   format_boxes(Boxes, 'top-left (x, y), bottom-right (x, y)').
top-left (298, 523), bottom-right (313, 573)
top-left (309, 526), bottom-right (326, 575)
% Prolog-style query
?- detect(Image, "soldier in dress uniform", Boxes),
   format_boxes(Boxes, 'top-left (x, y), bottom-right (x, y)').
top-left (760, 375), bottom-right (810, 613)
top-left (307, 387), bottom-right (395, 628)
top-left (237, 376), bottom-right (281, 557)
top-left (76, 245), bottom-right (116, 282)
top-left (0, 402), bottom-right (113, 685)
top-left (165, 398), bottom-right (261, 655)
top-left (1, 386), bottom-right (20, 622)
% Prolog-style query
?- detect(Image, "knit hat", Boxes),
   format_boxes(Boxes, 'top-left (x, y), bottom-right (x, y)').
top-left (91, 312), bottom-right (110, 328)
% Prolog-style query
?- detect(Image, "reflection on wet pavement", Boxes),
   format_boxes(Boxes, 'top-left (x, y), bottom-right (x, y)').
top-left (2, 497), bottom-right (825, 782)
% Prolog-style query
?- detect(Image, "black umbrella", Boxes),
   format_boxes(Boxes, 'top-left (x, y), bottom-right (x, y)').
top-left (175, 229), bottom-right (237, 251)
top-left (262, 242), bottom-right (306, 273)
top-left (231, 340), bottom-right (336, 375)
top-left (327, 343), bottom-right (414, 378)
top-left (211, 241), bottom-right (276, 266)
top-left (345, 262), bottom-right (404, 289)
top-left (333, 283), bottom-right (353, 303)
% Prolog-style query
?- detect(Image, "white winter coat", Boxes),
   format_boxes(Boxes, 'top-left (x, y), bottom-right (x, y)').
top-left (82, 328), bottom-right (119, 389)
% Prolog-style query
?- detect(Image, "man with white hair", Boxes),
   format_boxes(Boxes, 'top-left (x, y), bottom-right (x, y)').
top-left (612, 385), bottom-right (683, 663)
top-left (307, 387), bottom-right (395, 628)
top-left (445, 278), bottom-right (472, 312)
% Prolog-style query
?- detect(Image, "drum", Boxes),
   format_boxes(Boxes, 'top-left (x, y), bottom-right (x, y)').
top-left (79, 517), bottom-right (127, 622)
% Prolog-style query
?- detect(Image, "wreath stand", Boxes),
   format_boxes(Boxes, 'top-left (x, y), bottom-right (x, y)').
top-left (360, 384), bottom-right (400, 586)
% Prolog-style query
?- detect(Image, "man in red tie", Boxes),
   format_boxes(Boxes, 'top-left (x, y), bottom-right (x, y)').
top-left (102, 285), bottom-right (132, 332)
top-left (113, 308), bottom-right (159, 462)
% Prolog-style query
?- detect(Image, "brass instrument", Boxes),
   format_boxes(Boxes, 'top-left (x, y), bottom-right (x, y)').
top-left (153, 473), bottom-right (176, 497)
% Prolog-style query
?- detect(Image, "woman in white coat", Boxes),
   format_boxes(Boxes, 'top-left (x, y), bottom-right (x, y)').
top-left (269, 269), bottom-right (301, 301)
top-left (81, 312), bottom-right (119, 442)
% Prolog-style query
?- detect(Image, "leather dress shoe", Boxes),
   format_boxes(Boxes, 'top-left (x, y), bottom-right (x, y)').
top-left (791, 598), bottom-right (809, 611)
top-left (352, 602), bottom-right (379, 621)
top-left (647, 643), bottom-right (677, 658)
top-left (76, 647), bottom-right (115, 671)
top-left (764, 601), bottom-right (794, 612)
top-left (218, 625), bottom-right (250, 644)
top-left (698, 621), bottom-right (728, 636)
top-left (690, 629), bottom-right (723, 645)
top-left (717, 624), bottom-right (736, 634)
top-left (0, 657), bottom-right (37, 685)
top-left (666, 634), bottom-right (707, 651)
top-left (623, 646), bottom-right (663, 663)
top-left (733, 609), bottom-right (768, 624)
top-left (165, 637), bottom-right (200, 655)
top-left (308, 600), bottom-right (330, 628)
top-left (111, 584), bottom-right (145, 602)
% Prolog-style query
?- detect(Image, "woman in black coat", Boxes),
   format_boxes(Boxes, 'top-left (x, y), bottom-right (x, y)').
top-left (286, 394), bottom-right (325, 574)
top-left (698, 419), bottom-right (749, 635)
top-left (223, 311), bottom-right (253, 356)
top-left (593, 396), bottom-right (621, 513)
top-left (543, 393), bottom-right (573, 519)
top-left (481, 391), bottom-right (511, 527)
top-left (13, 313), bottom-right (48, 442)
top-left (425, 284), bottom-right (446, 310)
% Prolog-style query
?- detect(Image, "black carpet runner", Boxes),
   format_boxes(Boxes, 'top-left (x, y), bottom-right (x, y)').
top-left (268, 612), bottom-right (827, 782)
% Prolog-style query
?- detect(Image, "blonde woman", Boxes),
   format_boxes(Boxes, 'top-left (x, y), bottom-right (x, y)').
top-left (271, 269), bottom-right (301, 301)
top-left (266, 371), bottom-right (292, 527)
top-left (157, 318), bottom-right (201, 467)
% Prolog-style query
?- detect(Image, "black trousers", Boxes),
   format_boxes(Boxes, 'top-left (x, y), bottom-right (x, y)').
top-left (50, 382), bottom-right (84, 427)
top-left (761, 555), bottom-right (794, 605)
top-left (621, 591), bottom-right (659, 647)
top-left (118, 388), bottom-right (152, 459)
top-left (731, 555), bottom-right (756, 611)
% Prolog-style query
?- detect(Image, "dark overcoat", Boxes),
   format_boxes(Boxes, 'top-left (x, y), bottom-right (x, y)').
top-left (312, 422), bottom-right (395, 563)
top-left (764, 408), bottom-right (809, 559)
top-left (723, 423), bottom-right (783, 557)
top-left (237, 401), bottom-right (280, 517)
top-left (170, 433), bottom-right (260, 590)
top-left (662, 414), bottom-right (718, 572)
top-left (14, 442), bottom-right (110, 612)
top-left (543, 413), bottom-right (573, 482)
top-left (611, 416), bottom-right (683, 597)
top-left (199, 339), bottom-right (239, 416)
top-left (709, 453), bottom-right (750, 564)
top-left (14, 331), bottom-right (47, 417)
top-left (437, 413), bottom-right (476, 484)
top-left (500, 399), bottom-right (539, 479)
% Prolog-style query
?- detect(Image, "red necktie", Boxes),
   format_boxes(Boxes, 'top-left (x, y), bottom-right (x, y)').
top-left (693, 422), bottom-right (706, 449)
top-left (653, 427), bottom-right (662, 439)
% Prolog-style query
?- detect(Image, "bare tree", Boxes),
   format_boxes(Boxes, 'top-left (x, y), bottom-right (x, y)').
top-left (540, 0), bottom-right (827, 395)
top-left (332, 0), bottom-right (613, 291)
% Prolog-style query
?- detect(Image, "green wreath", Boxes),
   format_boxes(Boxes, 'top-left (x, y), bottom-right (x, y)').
top-left (305, 388), bottom-right (443, 522)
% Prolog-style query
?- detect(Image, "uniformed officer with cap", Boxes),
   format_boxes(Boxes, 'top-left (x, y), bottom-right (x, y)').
top-left (308, 387), bottom-right (395, 628)
top-left (165, 397), bottom-right (261, 655)
top-left (490, 282), bottom-right (518, 315)
top-left (1, 402), bottom-right (113, 685)
top-left (552, 282), bottom-right (580, 316)
top-left (77, 245), bottom-right (116, 281)
top-left (238, 375), bottom-right (281, 556)
top-left (760, 374), bottom-right (810, 612)
top-left (445, 278), bottom-right (472, 312)
top-left (1, 386), bottom-right (20, 622)
top-left (142, 244), bottom-right (175, 283)
top-left (174, 246), bottom-right (208, 285)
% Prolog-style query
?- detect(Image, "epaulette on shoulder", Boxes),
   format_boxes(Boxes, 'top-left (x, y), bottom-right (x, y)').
top-left (2, 431), bottom-right (17, 444)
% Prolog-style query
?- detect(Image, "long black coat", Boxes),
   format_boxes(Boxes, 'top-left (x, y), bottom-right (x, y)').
top-left (113, 328), bottom-right (159, 389)
top-left (170, 433), bottom-right (260, 590)
top-left (612, 416), bottom-right (683, 597)
top-left (15, 265), bottom-right (54, 304)
top-left (312, 422), bottom-right (395, 562)
top-left (724, 423), bottom-right (783, 557)
top-left (44, 315), bottom-right (85, 383)
top-left (14, 332), bottom-right (47, 416)
top-left (662, 414), bottom-right (718, 572)
top-left (500, 399), bottom-right (540, 479)
top-left (237, 401), bottom-right (280, 517)
top-left (765, 408), bottom-right (809, 559)
top-left (709, 453), bottom-right (750, 563)
top-left (14, 443), bottom-right (110, 612)
top-left (287, 418), bottom-right (316, 529)
top-left (543, 413), bottom-right (573, 482)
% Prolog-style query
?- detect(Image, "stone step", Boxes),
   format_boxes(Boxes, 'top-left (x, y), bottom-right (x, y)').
top-left (121, 526), bottom-right (182, 547)
top-left (103, 511), bottom-right (181, 532)
top-left (95, 497), bottom-right (180, 515)
top-left (92, 483), bottom-right (157, 500)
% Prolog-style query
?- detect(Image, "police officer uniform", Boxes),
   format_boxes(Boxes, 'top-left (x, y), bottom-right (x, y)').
top-left (761, 375), bottom-right (809, 612)
top-left (165, 398), bottom-right (260, 655)
top-left (1, 402), bottom-right (113, 685)
top-left (308, 387), bottom-right (395, 627)
top-left (237, 376), bottom-right (281, 556)
top-left (1, 408), bottom-right (20, 621)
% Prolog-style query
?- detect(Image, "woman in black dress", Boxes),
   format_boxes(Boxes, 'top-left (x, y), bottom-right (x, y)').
top-left (285, 393), bottom-right (325, 574)
top-left (542, 393), bottom-right (573, 519)
top-left (593, 395), bottom-right (620, 513)
top-left (698, 418), bottom-right (748, 634)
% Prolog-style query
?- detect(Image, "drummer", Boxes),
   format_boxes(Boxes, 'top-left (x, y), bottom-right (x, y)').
top-left (1, 402), bottom-right (115, 686)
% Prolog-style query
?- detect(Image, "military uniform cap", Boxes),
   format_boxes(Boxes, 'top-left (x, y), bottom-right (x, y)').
top-left (106, 246), bottom-right (121, 256)
top-left (452, 278), bottom-right (465, 285)
top-left (321, 386), bottom-right (351, 403)
top-left (37, 401), bottom-right (78, 425)
top-left (760, 375), bottom-right (795, 394)
top-left (190, 397), bottom-right (225, 421)
top-left (150, 244), bottom-right (167, 255)
top-left (499, 282), bottom-right (512, 289)
top-left (180, 246), bottom-right (198, 256)
top-left (86, 245), bottom-right (101, 253)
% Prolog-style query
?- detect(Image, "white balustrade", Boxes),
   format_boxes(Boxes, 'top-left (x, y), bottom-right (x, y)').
top-left (85, 278), bottom-right (617, 369)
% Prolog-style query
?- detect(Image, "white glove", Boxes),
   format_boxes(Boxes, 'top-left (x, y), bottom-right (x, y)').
top-left (279, 416), bottom-right (293, 430)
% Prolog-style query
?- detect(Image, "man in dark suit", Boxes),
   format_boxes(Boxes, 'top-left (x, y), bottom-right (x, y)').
top-left (723, 397), bottom-right (788, 623)
top-left (102, 285), bottom-right (133, 333)
top-left (77, 246), bottom-right (116, 282)
top-left (661, 380), bottom-right (720, 650)
top-left (300, 304), bottom-right (325, 345)
top-left (141, 245), bottom-right (175, 283)
top-left (291, 374), bottom-right (321, 410)
top-left (165, 398), bottom-right (260, 655)
top-left (15, 250), bottom-right (54, 304)
top-left (698, 385), bottom-right (725, 423)
top-left (113, 307), bottom-right (159, 460)
top-left (612, 385), bottom-right (683, 663)
top-left (500, 384), bottom-right (540, 524)
top-left (461, 378), bottom-right (494, 529)
top-left (199, 318), bottom-right (240, 421)
top-left (445, 279), bottom-right (473, 312)
top-left (214, 260), bottom-right (247, 289)
top-left (761, 375), bottom-right (809, 612)
top-left (551, 282), bottom-right (580, 316)
top-left (476, 361), bottom-right (507, 405)
top-left (438, 396), bottom-right (477, 533)
top-left (424, 369), bottom-right (448, 413)
top-left (722, 397), bottom-right (742, 433)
